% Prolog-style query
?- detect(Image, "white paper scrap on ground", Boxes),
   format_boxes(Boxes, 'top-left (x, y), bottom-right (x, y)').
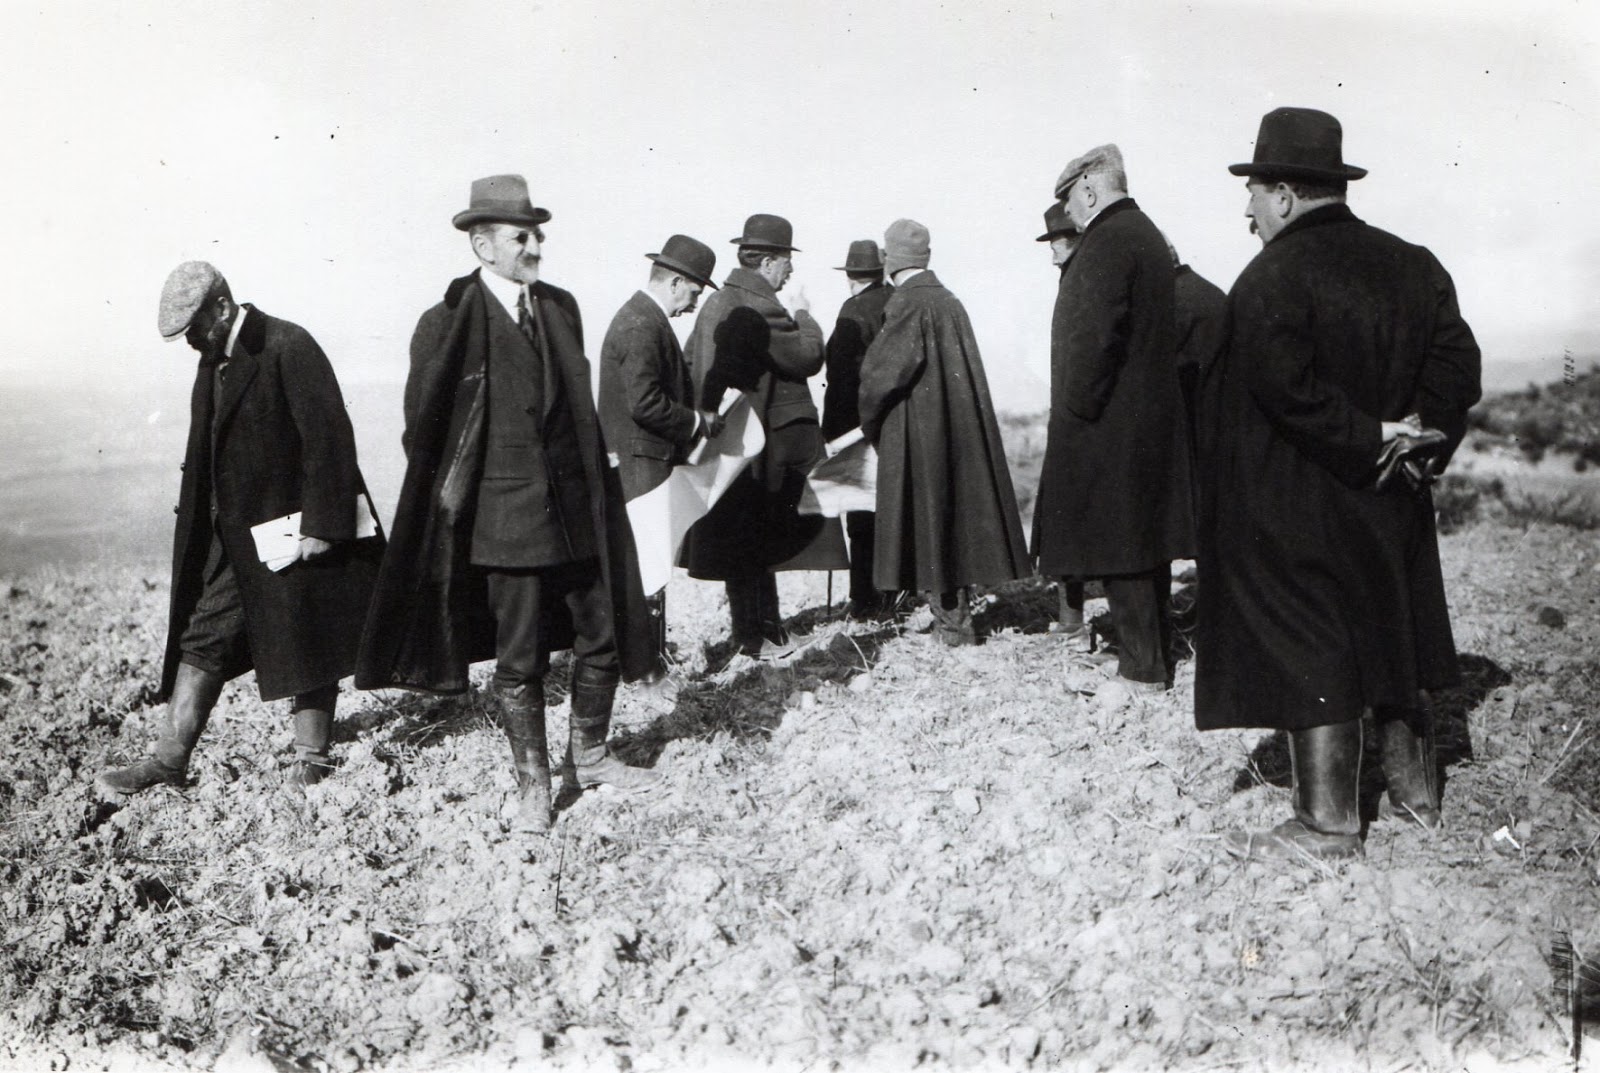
top-left (250, 494), bottom-right (380, 572)
top-left (626, 393), bottom-right (764, 596)
top-left (800, 430), bottom-right (877, 517)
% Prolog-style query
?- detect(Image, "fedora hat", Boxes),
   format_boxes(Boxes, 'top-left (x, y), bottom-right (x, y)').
top-left (1229, 107), bottom-right (1367, 183)
top-left (647, 234), bottom-right (719, 289)
top-left (1035, 201), bottom-right (1077, 242)
top-left (452, 174), bottom-right (553, 231)
top-left (834, 239), bottom-right (885, 273)
top-left (730, 213), bottom-right (799, 251)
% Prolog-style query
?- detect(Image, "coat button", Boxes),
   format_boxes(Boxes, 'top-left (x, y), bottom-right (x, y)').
top-left (173, 505), bottom-right (180, 514)
top-left (525, 406), bottom-right (537, 415)
top-left (180, 462), bottom-right (186, 471)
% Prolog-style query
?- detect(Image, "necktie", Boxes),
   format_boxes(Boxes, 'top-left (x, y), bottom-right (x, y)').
top-left (515, 286), bottom-right (539, 350)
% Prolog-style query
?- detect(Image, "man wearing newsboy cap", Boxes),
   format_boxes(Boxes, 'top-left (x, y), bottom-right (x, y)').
top-left (97, 263), bottom-right (383, 797)
top-left (357, 175), bottom-right (662, 835)
top-left (1034, 145), bottom-right (1195, 692)
top-left (1195, 108), bottom-right (1482, 861)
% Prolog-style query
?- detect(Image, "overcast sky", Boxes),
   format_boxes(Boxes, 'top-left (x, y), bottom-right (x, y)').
top-left (3, 0), bottom-right (1596, 412)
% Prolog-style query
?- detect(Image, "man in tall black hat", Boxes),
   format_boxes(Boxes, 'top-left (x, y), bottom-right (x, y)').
top-left (1196, 108), bottom-right (1481, 860)
top-left (821, 239), bottom-right (895, 619)
top-left (357, 175), bottom-right (662, 835)
top-left (1034, 146), bottom-right (1195, 690)
top-left (682, 214), bottom-right (839, 656)
top-left (596, 234), bottom-right (723, 676)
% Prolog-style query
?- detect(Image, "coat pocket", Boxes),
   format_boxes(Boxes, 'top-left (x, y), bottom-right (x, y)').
top-left (631, 436), bottom-right (676, 462)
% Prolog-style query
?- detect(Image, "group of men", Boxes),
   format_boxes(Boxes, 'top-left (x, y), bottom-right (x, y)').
top-left (97, 106), bottom-right (1480, 862)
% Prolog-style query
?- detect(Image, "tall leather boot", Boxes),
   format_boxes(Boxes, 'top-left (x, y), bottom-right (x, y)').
top-left (756, 573), bottom-right (789, 646)
top-left (97, 662), bottom-right (225, 796)
top-left (288, 687), bottom-right (338, 788)
top-left (726, 577), bottom-right (765, 656)
top-left (564, 665), bottom-right (663, 793)
top-left (496, 681), bottom-right (552, 834)
top-left (1377, 703), bottom-right (1442, 829)
top-left (1227, 719), bottom-right (1364, 861)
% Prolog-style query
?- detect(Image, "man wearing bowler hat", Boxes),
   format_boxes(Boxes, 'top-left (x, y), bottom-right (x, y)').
top-left (357, 175), bottom-right (661, 835)
top-left (596, 234), bottom-right (724, 677)
top-left (97, 262), bottom-right (383, 797)
top-left (821, 239), bottom-right (895, 619)
top-left (1196, 108), bottom-right (1481, 860)
top-left (682, 214), bottom-right (838, 656)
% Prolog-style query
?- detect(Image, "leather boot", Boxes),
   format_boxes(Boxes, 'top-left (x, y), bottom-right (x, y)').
top-left (288, 690), bottom-right (337, 788)
top-left (564, 665), bottom-right (662, 793)
top-left (1377, 704), bottom-right (1442, 829)
top-left (496, 682), bottom-right (552, 834)
top-left (1227, 720), bottom-right (1364, 861)
top-left (96, 662), bottom-right (223, 796)
top-left (755, 574), bottom-right (789, 646)
top-left (726, 577), bottom-right (766, 656)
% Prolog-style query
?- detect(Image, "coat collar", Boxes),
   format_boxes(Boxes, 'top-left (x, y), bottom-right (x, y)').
top-left (897, 270), bottom-right (944, 292)
top-left (723, 266), bottom-right (779, 303)
top-left (1081, 196), bottom-right (1140, 239)
top-left (1274, 201), bottom-right (1359, 244)
top-left (234, 303), bottom-right (267, 355)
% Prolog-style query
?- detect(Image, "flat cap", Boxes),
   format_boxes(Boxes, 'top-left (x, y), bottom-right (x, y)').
top-left (158, 261), bottom-right (225, 340)
top-left (1054, 143), bottom-right (1124, 199)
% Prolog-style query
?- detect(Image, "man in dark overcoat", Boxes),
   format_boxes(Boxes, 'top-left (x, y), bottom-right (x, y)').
top-left (821, 239), bottom-right (895, 619)
top-left (1169, 239), bottom-right (1228, 468)
top-left (355, 175), bottom-right (660, 834)
top-left (681, 213), bottom-right (837, 655)
top-left (97, 262), bottom-right (382, 796)
top-left (1197, 108), bottom-right (1481, 860)
top-left (858, 219), bottom-right (1030, 646)
top-left (596, 234), bottom-right (723, 672)
top-left (1033, 144), bottom-right (1195, 690)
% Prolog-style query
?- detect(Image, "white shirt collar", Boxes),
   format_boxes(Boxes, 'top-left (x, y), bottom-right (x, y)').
top-left (643, 287), bottom-right (674, 321)
top-left (477, 268), bottom-right (526, 319)
top-left (223, 305), bottom-right (248, 359)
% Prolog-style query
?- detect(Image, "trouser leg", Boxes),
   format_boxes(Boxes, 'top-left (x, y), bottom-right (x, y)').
top-left (1104, 567), bottom-right (1168, 685)
top-left (726, 576), bottom-right (765, 654)
top-left (846, 512), bottom-right (880, 613)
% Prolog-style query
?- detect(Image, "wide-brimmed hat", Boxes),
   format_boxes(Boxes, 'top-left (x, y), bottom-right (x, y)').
top-left (883, 218), bottom-right (930, 276)
top-left (1035, 201), bottom-right (1077, 242)
top-left (647, 234), bottom-right (719, 289)
top-left (834, 239), bottom-right (885, 273)
top-left (158, 261), bottom-right (226, 340)
top-left (730, 213), bottom-right (799, 252)
top-left (1229, 107), bottom-right (1367, 183)
top-left (452, 174), bottom-right (553, 231)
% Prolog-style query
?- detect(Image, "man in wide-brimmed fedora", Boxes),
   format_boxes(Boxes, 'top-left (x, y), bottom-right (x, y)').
top-left (1196, 107), bottom-right (1482, 861)
top-left (357, 175), bottom-right (662, 835)
top-left (1034, 145), bottom-right (1195, 691)
top-left (682, 213), bottom-right (843, 657)
top-left (97, 262), bottom-right (384, 797)
top-left (596, 234), bottom-right (724, 680)
top-left (821, 239), bottom-right (896, 619)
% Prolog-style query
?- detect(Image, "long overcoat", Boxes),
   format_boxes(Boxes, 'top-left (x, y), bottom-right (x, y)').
top-left (1032, 198), bottom-right (1195, 576)
top-left (821, 281), bottom-right (893, 440)
top-left (597, 290), bottom-right (700, 502)
top-left (858, 272), bottom-right (1029, 594)
top-left (354, 272), bottom-right (655, 693)
top-left (1194, 204), bottom-right (1481, 731)
top-left (164, 307), bottom-right (383, 702)
top-left (681, 266), bottom-right (841, 578)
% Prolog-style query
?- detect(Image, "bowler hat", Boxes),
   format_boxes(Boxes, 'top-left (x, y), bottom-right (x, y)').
top-left (1229, 107), bottom-right (1367, 182)
top-left (1035, 201), bottom-right (1077, 242)
top-left (452, 174), bottom-right (553, 231)
top-left (158, 261), bottom-right (226, 340)
top-left (834, 239), bottom-right (885, 273)
top-left (883, 218), bottom-right (931, 276)
top-left (730, 213), bottom-right (799, 252)
top-left (647, 234), bottom-right (719, 289)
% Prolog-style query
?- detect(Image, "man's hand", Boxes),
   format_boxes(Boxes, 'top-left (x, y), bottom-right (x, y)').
top-left (699, 410), bottom-right (725, 439)
top-left (784, 285), bottom-right (811, 316)
top-left (297, 536), bottom-right (335, 561)
top-left (1381, 412), bottom-right (1425, 443)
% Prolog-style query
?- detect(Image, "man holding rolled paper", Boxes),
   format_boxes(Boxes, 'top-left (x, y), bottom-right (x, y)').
top-left (97, 262), bottom-right (383, 797)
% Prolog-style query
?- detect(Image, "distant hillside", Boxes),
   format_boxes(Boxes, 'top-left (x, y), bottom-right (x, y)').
top-left (1468, 362), bottom-right (1600, 466)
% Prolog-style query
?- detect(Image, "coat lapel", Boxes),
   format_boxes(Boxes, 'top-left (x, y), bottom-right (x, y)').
top-left (213, 306), bottom-right (264, 436)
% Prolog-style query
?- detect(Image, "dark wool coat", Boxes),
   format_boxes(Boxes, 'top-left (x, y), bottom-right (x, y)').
top-left (1194, 204), bottom-right (1481, 732)
top-left (858, 272), bottom-right (1029, 594)
top-left (681, 267), bottom-right (839, 578)
top-left (821, 281), bottom-right (894, 440)
top-left (354, 272), bottom-right (656, 693)
top-left (1032, 198), bottom-right (1196, 576)
top-left (163, 307), bottom-right (383, 702)
top-left (597, 291), bottom-right (700, 502)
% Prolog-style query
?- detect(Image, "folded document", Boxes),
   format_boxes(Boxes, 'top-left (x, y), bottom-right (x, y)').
top-left (250, 495), bottom-right (380, 572)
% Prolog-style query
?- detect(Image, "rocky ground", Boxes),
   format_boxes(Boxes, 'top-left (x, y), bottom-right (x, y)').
top-left (2, 517), bottom-right (1598, 1073)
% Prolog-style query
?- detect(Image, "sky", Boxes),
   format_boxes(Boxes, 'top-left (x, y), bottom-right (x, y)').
top-left (2, 0), bottom-right (1596, 414)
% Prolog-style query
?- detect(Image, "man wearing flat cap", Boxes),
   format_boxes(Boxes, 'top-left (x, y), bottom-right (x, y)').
top-left (596, 234), bottom-right (724, 676)
top-left (821, 239), bottom-right (895, 619)
top-left (682, 213), bottom-right (840, 656)
top-left (97, 262), bottom-right (382, 797)
top-left (858, 219), bottom-right (1029, 646)
top-left (357, 174), bottom-right (661, 835)
top-left (1035, 144), bottom-right (1195, 691)
top-left (1196, 108), bottom-right (1481, 861)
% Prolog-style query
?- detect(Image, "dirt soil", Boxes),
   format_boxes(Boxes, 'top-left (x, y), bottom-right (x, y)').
top-left (2, 519), bottom-right (1598, 1072)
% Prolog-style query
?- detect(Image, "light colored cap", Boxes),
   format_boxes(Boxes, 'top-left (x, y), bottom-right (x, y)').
top-left (158, 261), bottom-right (225, 340)
top-left (883, 218), bottom-right (931, 275)
top-left (1054, 143), bottom-right (1124, 199)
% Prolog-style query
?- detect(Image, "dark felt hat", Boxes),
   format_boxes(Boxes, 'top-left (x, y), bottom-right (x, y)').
top-left (452, 174), bottom-right (553, 231)
top-left (647, 234), bottom-right (719, 289)
top-left (1035, 201), bottom-right (1077, 242)
top-left (1229, 107), bottom-right (1367, 183)
top-left (730, 213), bottom-right (799, 251)
top-left (834, 239), bottom-right (885, 273)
